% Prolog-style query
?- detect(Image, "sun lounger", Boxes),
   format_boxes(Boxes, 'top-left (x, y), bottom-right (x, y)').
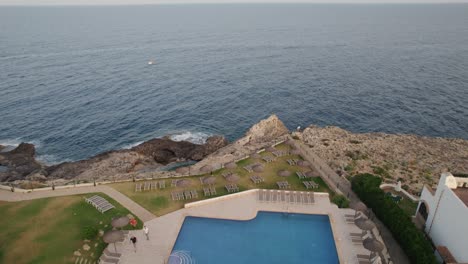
top-left (243, 166), bottom-right (253, 173)
top-left (86, 195), bottom-right (100, 201)
top-left (258, 190), bottom-right (264, 202)
top-left (87, 197), bottom-right (105, 205)
top-left (271, 191), bottom-right (278, 202)
top-left (350, 231), bottom-right (366, 237)
top-left (184, 190), bottom-right (192, 199)
top-left (93, 199), bottom-right (109, 208)
top-left (203, 187), bottom-right (210, 196)
top-left (296, 172), bottom-right (305, 179)
top-left (171, 180), bottom-right (179, 187)
top-left (209, 185), bottom-right (217, 195)
top-left (104, 248), bottom-right (122, 258)
top-left (159, 180), bottom-right (165, 189)
top-left (190, 190), bottom-right (198, 199)
top-left (143, 182), bottom-right (150, 191)
top-left (99, 204), bottom-right (115, 213)
top-left (308, 192), bottom-right (315, 204)
top-left (150, 182), bottom-right (158, 190)
top-left (100, 255), bottom-right (119, 264)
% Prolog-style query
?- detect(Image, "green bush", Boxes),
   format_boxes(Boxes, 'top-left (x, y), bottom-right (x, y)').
top-left (331, 194), bottom-right (350, 208)
top-left (82, 225), bottom-right (99, 240)
top-left (351, 174), bottom-right (437, 264)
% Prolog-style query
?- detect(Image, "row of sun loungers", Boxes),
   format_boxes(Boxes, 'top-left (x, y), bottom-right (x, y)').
top-left (225, 183), bottom-right (239, 193)
top-left (171, 190), bottom-right (198, 201)
top-left (85, 195), bottom-right (115, 213)
top-left (287, 159), bottom-right (300, 166)
top-left (203, 185), bottom-right (217, 196)
top-left (272, 150), bottom-right (288, 157)
top-left (345, 212), bottom-right (364, 224)
top-left (135, 181), bottom-right (166, 192)
top-left (303, 181), bottom-right (319, 189)
top-left (250, 175), bottom-right (265, 184)
top-left (257, 190), bottom-right (315, 204)
top-left (356, 253), bottom-right (380, 264)
top-left (296, 171), bottom-right (311, 179)
top-left (262, 156), bottom-right (275, 163)
top-left (277, 181), bottom-right (290, 189)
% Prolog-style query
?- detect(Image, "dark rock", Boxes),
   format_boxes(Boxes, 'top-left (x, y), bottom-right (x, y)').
top-left (0, 143), bottom-right (42, 182)
top-left (132, 136), bottom-right (228, 164)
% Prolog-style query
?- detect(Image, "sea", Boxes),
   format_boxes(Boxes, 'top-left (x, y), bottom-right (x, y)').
top-left (0, 4), bottom-right (467, 164)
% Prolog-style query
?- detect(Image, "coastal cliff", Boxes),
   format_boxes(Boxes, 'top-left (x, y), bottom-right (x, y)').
top-left (1, 114), bottom-right (467, 194)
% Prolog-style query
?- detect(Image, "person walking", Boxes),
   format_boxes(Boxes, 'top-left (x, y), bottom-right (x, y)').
top-left (143, 225), bottom-right (149, 240)
top-left (130, 236), bottom-right (137, 252)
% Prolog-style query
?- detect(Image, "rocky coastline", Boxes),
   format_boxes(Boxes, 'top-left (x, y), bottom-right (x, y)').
top-left (0, 135), bottom-right (228, 184)
top-left (1, 114), bottom-right (467, 194)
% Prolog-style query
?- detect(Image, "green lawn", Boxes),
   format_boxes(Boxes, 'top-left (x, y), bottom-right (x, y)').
top-left (111, 143), bottom-right (342, 216)
top-left (398, 196), bottom-right (418, 217)
top-left (0, 193), bottom-right (142, 264)
top-left (383, 189), bottom-right (418, 217)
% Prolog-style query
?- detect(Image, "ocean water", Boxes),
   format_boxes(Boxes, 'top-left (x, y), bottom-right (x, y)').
top-left (170, 212), bottom-right (339, 263)
top-left (0, 4), bottom-right (467, 164)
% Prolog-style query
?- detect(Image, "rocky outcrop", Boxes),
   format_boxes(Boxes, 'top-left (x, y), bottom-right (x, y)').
top-left (0, 143), bottom-right (43, 181)
top-left (300, 125), bottom-right (468, 193)
top-left (0, 135), bottom-right (228, 183)
top-left (131, 135), bottom-right (228, 164)
top-left (244, 114), bottom-right (289, 144)
top-left (191, 115), bottom-right (290, 173)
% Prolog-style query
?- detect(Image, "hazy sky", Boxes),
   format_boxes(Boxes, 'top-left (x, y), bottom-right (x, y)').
top-left (1, 0), bottom-right (467, 5)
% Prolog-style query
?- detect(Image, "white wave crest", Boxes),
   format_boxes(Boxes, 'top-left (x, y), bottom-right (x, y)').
top-left (36, 154), bottom-right (72, 165)
top-left (0, 138), bottom-right (42, 149)
top-left (170, 131), bottom-right (211, 145)
top-left (121, 141), bottom-right (144, 149)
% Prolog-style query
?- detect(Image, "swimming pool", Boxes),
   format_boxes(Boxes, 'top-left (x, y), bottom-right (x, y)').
top-left (169, 211), bottom-right (339, 264)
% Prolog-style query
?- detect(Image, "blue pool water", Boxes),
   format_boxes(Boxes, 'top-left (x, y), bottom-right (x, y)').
top-left (170, 211), bottom-right (339, 264)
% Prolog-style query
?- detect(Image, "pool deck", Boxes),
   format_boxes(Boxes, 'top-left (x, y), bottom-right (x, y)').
top-left (117, 189), bottom-right (377, 264)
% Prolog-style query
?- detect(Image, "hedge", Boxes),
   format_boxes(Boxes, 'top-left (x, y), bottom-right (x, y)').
top-left (351, 173), bottom-right (437, 264)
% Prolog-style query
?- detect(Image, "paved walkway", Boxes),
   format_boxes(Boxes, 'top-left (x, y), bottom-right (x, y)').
top-left (0, 185), bottom-right (156, 222)
top-left (292, 138), bottom-right (411, 264)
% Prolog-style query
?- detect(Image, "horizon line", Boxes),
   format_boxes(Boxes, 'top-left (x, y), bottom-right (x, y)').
top-left (2, 1), bottom-right (468, 6)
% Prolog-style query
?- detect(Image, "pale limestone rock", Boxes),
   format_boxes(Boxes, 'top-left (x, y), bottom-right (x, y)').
top-left (301, 125), bottom-right (468, 193)
top-left (245, 114), bottom-right (289, 144)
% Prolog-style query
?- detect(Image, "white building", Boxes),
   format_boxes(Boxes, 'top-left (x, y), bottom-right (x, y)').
top-left (417, 172), bottom-right (468, 263)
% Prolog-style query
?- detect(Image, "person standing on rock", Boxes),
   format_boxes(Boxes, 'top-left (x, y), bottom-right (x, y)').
top-left (130, 236), bottom-right (137, 252)
top-left (143, 225), bottom-right (149, 240)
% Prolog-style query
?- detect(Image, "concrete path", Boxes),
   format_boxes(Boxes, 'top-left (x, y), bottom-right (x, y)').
top-left (0, 185), bottom-right (156, 222)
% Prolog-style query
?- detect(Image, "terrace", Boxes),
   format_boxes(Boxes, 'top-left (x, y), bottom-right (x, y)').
top-left (110, 143), bottom-right (339, 216)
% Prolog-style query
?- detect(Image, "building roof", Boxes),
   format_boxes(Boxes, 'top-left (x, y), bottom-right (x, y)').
top-left (452, 187), bottom-right (468, 207)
